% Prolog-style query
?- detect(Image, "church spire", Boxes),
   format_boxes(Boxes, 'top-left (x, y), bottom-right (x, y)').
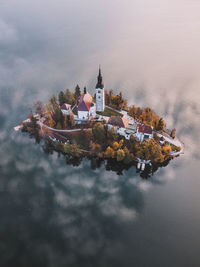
top-left (96, 65), bottom-right (104, 89)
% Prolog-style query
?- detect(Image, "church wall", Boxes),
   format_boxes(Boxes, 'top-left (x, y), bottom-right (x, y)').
top-left (96, 88), bottom-right (105, 112)
top-left (78, 110), bottom-right (89, 120)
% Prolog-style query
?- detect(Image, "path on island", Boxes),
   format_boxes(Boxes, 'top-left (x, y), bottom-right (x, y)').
top-left (38, 119), bottom-right (88, 133)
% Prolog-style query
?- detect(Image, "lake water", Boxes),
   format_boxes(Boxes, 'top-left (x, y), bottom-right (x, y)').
top-left (0, 0), bottom-right (200, 266)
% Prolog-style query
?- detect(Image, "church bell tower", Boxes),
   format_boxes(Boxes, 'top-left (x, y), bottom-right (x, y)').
top-left (96, 66), bottom-right (105, 112)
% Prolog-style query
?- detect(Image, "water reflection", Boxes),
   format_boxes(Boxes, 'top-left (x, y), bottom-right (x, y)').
top-left (0, 133), bottom-right (149, 266)
top-left (37, 134), bottom-right (170, 178)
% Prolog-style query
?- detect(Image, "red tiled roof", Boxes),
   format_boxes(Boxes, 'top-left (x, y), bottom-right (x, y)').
top-left (108, 116), bottom-right (129, 128)
top-left (137, 124), bottom-right (152, 134)
top-left (78, 93), bottom-right (93, 111)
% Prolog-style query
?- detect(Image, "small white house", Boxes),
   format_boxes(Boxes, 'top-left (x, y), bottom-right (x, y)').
top-left (135, 124), bottom-right (153, 142)
top-left (107, 115), bottom-right (129, 135)
top-left (61, 103), bottom-right (72, 115)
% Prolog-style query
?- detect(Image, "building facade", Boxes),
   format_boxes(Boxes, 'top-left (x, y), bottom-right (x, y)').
top-left (78, 91), bottom-right (96, 120)
top-left (96, 67), bottom-right (105, 112)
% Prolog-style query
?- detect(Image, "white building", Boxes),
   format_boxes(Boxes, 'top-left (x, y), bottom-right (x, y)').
top-left (96, 67), bottom-right (105, 112)
top-left (135, 124), bottom-right (153, 141)
top-left (61, 103), bottom-right (72, 115)
top-left (107, 115), bottom-right (129, 137)
top-left (78, 91), bottom-right (96, 120)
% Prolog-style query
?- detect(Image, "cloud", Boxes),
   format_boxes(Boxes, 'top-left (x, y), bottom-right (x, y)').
top-left (0, 19), bottom-right (18, 45)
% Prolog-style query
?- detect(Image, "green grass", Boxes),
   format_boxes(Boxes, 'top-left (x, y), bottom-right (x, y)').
top-left (97, 107), bottom-right (123, 117)
top-left (72, 106), bottom-right (78, 115)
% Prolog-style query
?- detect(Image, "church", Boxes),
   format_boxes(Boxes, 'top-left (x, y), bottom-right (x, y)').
top-left (77, 67), bottom-right (105, 120)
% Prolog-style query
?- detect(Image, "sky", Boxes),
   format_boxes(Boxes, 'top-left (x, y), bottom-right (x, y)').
top-left (0, 0), bottom-right (200, 158)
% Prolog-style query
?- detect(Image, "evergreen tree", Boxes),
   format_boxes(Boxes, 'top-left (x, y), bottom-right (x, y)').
top-left (50, 94), bottom-right (59, 112)
top-left (170, 128), bottom-right (176, 139)
top-left (74, 85), bottom-right (81, 100)
top-left (58, 91), bottom-right (66, 106)
top-left (157, 118), bottom-right (165, 131)
top-left (65, 89), bottom-right (76, 105)
top-left (128, 105), bottom-right (137, 118)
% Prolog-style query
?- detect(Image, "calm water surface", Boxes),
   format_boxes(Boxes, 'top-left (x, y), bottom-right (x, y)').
top-left (0, 0), bottom-right (200, 266)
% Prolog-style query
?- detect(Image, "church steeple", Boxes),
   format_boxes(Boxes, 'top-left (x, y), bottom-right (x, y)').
top-left (96, 65), bottom-right (104, 89)
top-left (95, 65), bottom-right (105, 112)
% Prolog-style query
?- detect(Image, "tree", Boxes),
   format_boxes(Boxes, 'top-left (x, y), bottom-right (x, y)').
top-left (153, 133), bottom-right (160, 141)
top-left (116, 149), bottom-right (125, 161)
top-left (128, 105), bottom-right (137, 118)
top-left (53, 142), bottom-right (64, 152)
top-left (68, 113), bottom-right (75, 127)
top-left (74, 84), bottom-right (81, 100)
top-left (28, 114), bottom-right (38, 130)
top-left (107, 127), bottom-right (118, 142)
top-left (92, 123), bottom-right (106, 143)
top-left (119, 139), bottom-right (124, 148)
top-left (94, 144), bottom-right (101, 153)
top-left (58, 91), bottom-right (66, 106)
top-left (135, 139), bottom-right (164, 163)
top-left (50, 94), bottom-right (59, 111)
top-left (130, 134), bottom-right (134, 142)
top-left (104, 146), bottom-right (115, 158)
top-left (123, 147), bottom-right (133, 164)
top-left (63, 143), bottom-right (70, 153)
top-left (64, 88), bottom-right (76, 105)
top-left (56, 122), bottom-right (62, 129)
top-left (47, 112), bottom-right (56, 128)
top-left (54, 106), bottom-right (63, 125)
top-left (136, 107), bottom-right (142, 117)
top-left (157, 118), bottom-right (165, 131)
top-left (170, 128), bottom-right (176, 139)
top-left (112, 141), bottom-right (119, 151)
top-left (69, 144), bottom-right (82, 157)
top-left (162, 144), bottom-right (172, 155)
top-left (63, 115), bottom-right (68, 129)
top-left (85, 129), bottom-right (93, 141)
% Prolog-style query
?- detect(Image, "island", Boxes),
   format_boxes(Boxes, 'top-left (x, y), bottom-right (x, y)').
top-left (15, 67), bottom-right (184, 176)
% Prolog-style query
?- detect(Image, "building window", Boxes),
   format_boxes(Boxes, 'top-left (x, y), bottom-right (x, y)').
top-left (98, 90), bottom-right (101, 94)
top-left (98, 96), bottom-right (101, 99)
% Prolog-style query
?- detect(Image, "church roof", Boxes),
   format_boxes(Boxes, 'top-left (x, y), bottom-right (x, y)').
top-left (108, 116), bottom-right (129, 128)
top-left (96, 66), bottom-right (104, 89)
top-left (78, 93), bottom-right (93, 112)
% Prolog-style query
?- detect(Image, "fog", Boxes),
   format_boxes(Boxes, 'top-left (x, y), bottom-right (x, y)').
top-left (0, 0), bottom-right (200, 159)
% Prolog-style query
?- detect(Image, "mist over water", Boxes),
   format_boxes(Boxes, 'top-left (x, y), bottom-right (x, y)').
top-left (0, 0), bottom-right (200, 266)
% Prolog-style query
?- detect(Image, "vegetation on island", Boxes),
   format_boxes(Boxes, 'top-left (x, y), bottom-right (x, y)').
top-left (128, 105), bottom-right (165, 131)
top-left (105, 90), bottom-right (128, 110)
top-left (21, 85), bottom-right (182, 170)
